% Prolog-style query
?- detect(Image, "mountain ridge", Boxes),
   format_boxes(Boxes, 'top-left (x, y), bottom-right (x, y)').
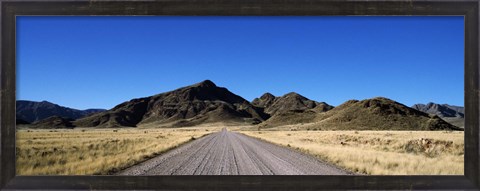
top-left (21, 80), bottom-right (462, 131)
top-left (16, 100), bottom-right (106, 123)
top-left (306, 97), bottom-right (461, 131)
top-left (412, 102), bottom-right (464, 118)
top-left (252, 92), bottom-right (334, 127)
top-left (412, 102), bottom-right (464, 128)
top-left (74, 80), bottom-right (267, 128)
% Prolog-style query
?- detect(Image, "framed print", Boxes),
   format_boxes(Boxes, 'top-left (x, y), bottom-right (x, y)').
top-left (1, 0), bottom-right (479, 190)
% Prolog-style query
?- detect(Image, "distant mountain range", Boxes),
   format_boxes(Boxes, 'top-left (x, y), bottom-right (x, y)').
top-left (412, 103), bottom-right (464, 118)
top-left (411, 102), bottom-right (464, 128)
top-left (19, 80), bottom-right (462, 131)
top-left (253, 95), bottom-right (459, 131)
top-left (16, 100), bottom-right (105, 123)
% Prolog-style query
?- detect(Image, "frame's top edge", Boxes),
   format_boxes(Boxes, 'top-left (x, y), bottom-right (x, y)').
top-left (1, 0), bottom-right (477, 16)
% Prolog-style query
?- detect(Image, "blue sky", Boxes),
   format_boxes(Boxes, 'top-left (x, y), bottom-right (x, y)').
top-left (17, 16), bottom-right (464, 110)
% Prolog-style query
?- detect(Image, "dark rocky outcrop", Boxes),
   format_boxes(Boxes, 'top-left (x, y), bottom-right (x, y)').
top-left (16, 100), bottom-right (105, 123)
top-left (253, 92), bottom-right (334, 127)
top-left (30, 116), bottom-right (75, 129)
top-left (412, 103), bottom-right (464, 118)
top-left (313, 97), bottom-right (462, 131)
top-left (74, 80), bottom-right (268, 128)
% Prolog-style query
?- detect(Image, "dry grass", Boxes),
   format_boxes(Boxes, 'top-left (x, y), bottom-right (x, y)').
top-left (16, 127), bottom-right (215, 175)
top-left (240, 130), bottom-right (464, 175)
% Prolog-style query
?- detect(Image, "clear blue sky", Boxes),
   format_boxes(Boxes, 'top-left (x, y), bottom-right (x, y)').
top-left (17, 16), bottom-right (464, 110)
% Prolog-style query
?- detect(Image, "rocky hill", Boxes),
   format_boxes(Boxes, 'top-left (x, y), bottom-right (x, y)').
top-left (74, 80), bottom-right (267, 128)
top-left (308, 97), bottom-right (462, 131)
top-left (30, 116), bottom-right (75, 129)
top-left (252, 93), bottom-right (276, 109)
top-left (412, 102), bottom-right (464, 128)
top-left (16, 100), bottom-right (105, 123)
top-left (252, 92), bottom-right (334, 127)
top-left (412, 103), bottom-right (464, 118)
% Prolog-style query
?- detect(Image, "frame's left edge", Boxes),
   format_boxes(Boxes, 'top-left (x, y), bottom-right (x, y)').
top-left (0, 0), bottom-right (17, 190)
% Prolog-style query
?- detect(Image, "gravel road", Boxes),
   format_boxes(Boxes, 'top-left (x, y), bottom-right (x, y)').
top-left (118, 128), bottom-right (350, 175)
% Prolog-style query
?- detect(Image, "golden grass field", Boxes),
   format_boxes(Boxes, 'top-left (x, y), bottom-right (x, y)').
top-left (16, 127), bottom-right (217, 175)
top-left (16, 123), bottom-right (464, 175)
top-left (240, 130), bottom-right (464, 175)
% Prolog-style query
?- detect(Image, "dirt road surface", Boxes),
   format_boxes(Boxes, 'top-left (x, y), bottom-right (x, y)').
top-left (118, 128), bottom-right (350, 175)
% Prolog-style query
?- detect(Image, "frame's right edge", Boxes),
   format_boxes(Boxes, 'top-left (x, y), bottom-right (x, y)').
top-left (464, 0), bottom-right (480, 189)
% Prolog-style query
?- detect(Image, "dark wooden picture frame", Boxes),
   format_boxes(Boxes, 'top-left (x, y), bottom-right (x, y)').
top-left (1, 0), bottom-right (479, 190)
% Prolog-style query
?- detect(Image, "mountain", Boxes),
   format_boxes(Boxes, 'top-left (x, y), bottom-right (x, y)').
top-left (19, 81), bottom-right (462, 131)
top-left (308, 97), bottom-right (462, 131)
top-left (252, 92), bottom-right (334, 127)
top-left (412, 102), bottom-right (464, 128)
top-left (16, 118), bottom-right (30, 125)
top-left (83, 109), bottom-right (108, 116)
top-left (252, 93), bottom-right (276, 109)
top-left (253, 92), bottom-right (333, 115)
top-left (30, 116), bottom-right (75, 129)
top-left (412, 103), bottom-right (464, 118)
top-left (16, 100), bottom-right (106, 123)
top-left (74, 80), bottom-right (268, 128)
